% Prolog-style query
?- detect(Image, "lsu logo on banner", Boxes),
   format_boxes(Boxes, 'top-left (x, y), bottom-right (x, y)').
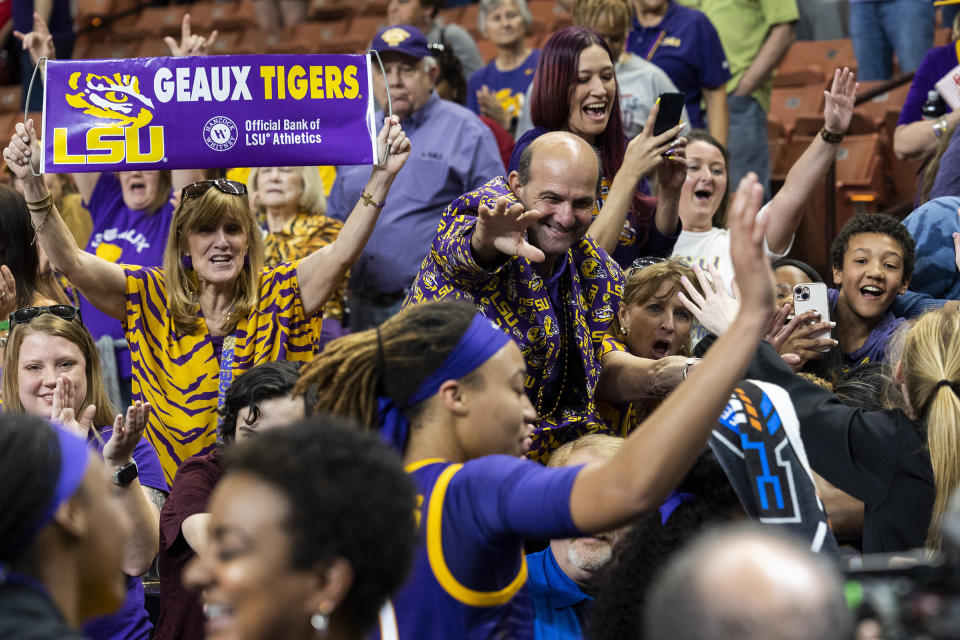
top-left (53, 71), bottom-right (164, 166)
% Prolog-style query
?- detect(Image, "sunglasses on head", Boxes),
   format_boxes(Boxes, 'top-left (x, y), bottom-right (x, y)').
top-left (9, 305), bottom-right (82, 328)
top-left (627, 256), bottom-right (668, 275)
top-left (181, 179), bottom-right (248, 200)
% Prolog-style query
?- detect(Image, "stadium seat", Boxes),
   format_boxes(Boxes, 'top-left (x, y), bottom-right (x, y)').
top-left (87, 39), bottom-right (141, 60)
top-left (438, 6), bottom-right (465, 27)
top-left (191, 1), bottom-right (260, 32)
top-left (854, 79), bottom-right (911, 130)
top-left (295, 21), bottom-right (354, 53)
top-left (778, 38), bottom-right (857, 83)
top-left (130, 6), bottom-right (190, 38)
top-left (460, 3), bottom-right (482, 38)
top-left (769, 81), bottom-right (827, 135)
top-left (75, 0), bottom-right (118, 30)
top-left (307, 0), bottom-right (355, 21)
top-left (136, 39), bottom-right (173, 59)
top-left (773, 65), bottom-right (823, 88)
top-left (207, 30), bottom-right (241, 56)
top-left (360, 0), bottom-right (389, 17)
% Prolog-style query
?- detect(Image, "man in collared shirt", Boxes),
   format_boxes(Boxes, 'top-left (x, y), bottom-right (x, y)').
top-left (327, 25), bottom-right (504, 330)
top-left (526, 435), bottom-right (629, 640)
top-left (405, 131), bottom-right (625, 460)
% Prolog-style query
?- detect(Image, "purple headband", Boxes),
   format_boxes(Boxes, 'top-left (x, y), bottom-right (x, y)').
top-left (379, 314), bottom-right (513, 452)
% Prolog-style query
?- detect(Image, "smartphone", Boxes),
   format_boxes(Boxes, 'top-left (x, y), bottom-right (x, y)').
top-left (793, 282), bottom-right (832, 352)
top-left (652, 92), bottom-right (685, 136)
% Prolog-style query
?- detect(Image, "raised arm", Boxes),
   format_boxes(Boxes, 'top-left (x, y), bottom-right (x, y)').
top-left (570, 172), bottom-right (773, 533)
top-left (297, 117), bottom-right (410, 317)
top-left (588, 103), bottom-right (685, 254)
top-left (765, 67), bottom-right (857, 254)
top-left (5, 120), bottom-right (128, 319)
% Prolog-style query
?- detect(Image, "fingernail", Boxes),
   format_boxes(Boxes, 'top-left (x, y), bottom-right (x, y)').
top-left (833, 339), bottom-right (839, 345)
top-left (655, 96), bottom-right (661, 105)
top-left (21, 136), bottom-right (27, 142)
top-left (829, 321), bottom-right (837, 327)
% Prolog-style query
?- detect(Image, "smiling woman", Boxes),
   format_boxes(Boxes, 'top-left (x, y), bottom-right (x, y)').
top-left (4, 114), bottom-right (412, 483)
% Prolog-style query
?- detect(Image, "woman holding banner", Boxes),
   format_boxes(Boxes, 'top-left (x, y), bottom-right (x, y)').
top-left (4, 115), bottom-right (411, 483)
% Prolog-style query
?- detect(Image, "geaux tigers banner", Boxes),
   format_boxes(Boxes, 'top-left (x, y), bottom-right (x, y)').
top-left (41, 54), bottom-right (379, 172)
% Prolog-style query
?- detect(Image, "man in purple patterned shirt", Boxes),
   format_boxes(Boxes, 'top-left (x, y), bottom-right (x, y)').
top-left (406, 132), bottom-right (625, 460)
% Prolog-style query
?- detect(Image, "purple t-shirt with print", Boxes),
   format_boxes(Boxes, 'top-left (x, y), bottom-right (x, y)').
top-left (83, 427), bottom-right (166, 640)
top-left (82, 173), bottom-right (175, 381)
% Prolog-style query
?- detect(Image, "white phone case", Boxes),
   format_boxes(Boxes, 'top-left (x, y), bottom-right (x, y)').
top-left (793, 282), bottom-right (832, 352)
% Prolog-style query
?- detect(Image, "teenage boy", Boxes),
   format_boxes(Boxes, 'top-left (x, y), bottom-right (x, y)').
top-left (830, 213), bottom-right (915, 368)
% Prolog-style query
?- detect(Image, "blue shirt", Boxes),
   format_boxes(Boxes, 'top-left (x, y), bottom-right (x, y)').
top-left (828, 288), bottom-right (905, 368)
top-left (327, 92), bottom-right (505, 295)
top-left (526, 548), bottom-right (591, 640)
top-left (627, 2), bottom-right (731, 128)
top-left (374, 457), bottom-right (582, 639)
top-left (466, 51), bottom-right (540, 120)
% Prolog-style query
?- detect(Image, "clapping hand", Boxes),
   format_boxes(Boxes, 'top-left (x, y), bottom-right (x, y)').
top-left (50, 374), bottom-right (96, 438)
top-left (164, 14), bottom-right (218, 57)
top-left (823, 68), bottom-right (858, 136)
top-left (103, 401), bottom-right (152, 468)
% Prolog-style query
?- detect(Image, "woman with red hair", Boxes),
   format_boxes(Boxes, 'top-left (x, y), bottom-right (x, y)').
top-left (508, 25), bottom-right (686, 268)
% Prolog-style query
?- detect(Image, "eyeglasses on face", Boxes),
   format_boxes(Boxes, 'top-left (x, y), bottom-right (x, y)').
top-left (9, 305), bottom-right (82, 328)
top-left (181, 179), bottom-right (248, 200)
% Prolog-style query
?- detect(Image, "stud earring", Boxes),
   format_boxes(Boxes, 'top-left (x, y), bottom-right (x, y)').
top-left (310, 602), bottom-right (331, 636)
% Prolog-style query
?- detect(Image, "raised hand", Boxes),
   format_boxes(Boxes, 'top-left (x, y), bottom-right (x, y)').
top-left (4, 120), bottom-right (42, 180)
top-left (375, 115), bottom-right (411, 177)
top-left (103, 401), bottom-right (151, 468)
top-left (0, 265), bottom-right (17, 320)
top-left (678, 263), bottom-right (740, 337)
top-left (623, 102), bottom-right (686, 181)
top-left (727, 173), bottom-right (774, 315)
top-left (823, 67), bottom-right (858, 135)
top-left (164, 14), bottom-right (218, 57)
top-left (14, 12), bottom-right (55, 67)
top-left (471, 196), bottom-right (547, 265)
top-left (51, 374), bottom-right (96, 438)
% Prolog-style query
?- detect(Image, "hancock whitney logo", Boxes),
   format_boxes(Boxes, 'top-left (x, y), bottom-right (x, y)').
top-left (65, 72), bottom-right (156, 128)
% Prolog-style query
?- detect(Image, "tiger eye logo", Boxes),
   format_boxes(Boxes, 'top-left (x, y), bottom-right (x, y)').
top-left (65, 71), bottom-right (156, 128)
top-left (380, 27), bottom-right (411, 46)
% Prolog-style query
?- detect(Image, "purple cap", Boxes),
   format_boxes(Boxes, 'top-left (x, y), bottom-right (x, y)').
top-left (371, 25), bottom-right (431, 60)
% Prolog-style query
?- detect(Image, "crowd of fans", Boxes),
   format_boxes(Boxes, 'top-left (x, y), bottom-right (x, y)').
top-left (2, 0), bottom-right (960, 639)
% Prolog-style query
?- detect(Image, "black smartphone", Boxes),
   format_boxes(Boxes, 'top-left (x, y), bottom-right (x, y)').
top-left (652, 92), bottom-right (685, 136)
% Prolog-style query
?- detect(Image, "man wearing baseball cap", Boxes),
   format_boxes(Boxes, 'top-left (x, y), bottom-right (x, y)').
top-left (326, 24), bottom-right (504, 331)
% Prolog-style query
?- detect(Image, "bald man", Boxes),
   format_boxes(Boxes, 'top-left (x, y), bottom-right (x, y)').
top-left (406, 132), bottom-right (625, 461)
top-left (644, 524), bottom-right (853, 640)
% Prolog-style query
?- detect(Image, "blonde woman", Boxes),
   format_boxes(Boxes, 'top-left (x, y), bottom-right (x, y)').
top-left (248, 165), bottom-right (349, 343)
top-left (596, 258), bottom-right (703, 435)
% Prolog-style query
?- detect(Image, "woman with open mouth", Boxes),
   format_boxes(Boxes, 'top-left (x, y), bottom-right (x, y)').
top-left (508, 25), bottom-right (689, 269)
top-left (671, 68), bottom-right (857, 301)
top-left (595, 257), bottom-right (703, 435)
top-left (4, 114), bottom-right (411, 486)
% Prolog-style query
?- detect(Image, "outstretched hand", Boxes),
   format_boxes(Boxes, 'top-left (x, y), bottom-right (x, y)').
top-left (471, 196), bottom-right (547, 265)
top-left (164, 14), bottom-right (218, 57)
top-left (14, 12), bottom-right (55, 67)
top-left (375, 115), bottom-right (411, 177)
top-left (103, 401), bottom-right (151, 468)
top-left (678, 263), bottom-right (740, 337)
top-left (823, 67), bottom-right (858, 135)
top-left (50, 375), bottom-right (96, 438)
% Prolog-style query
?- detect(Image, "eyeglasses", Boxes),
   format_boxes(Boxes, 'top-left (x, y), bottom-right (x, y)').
top-left (181, 179), bottom-right (247, 200)
top-left (9, 305), bottom-right (82, 328)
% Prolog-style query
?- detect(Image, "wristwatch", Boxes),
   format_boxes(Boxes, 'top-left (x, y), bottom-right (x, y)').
top-left (819, 127), bottom-right (844, 144)
top-left (113, 460), bottom-right (139, 486)
top-left (682, 357), bottom-right (697, 380)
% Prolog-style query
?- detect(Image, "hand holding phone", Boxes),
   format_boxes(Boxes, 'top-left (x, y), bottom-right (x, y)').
top-left (653, 92), bottom-right (685, 137)
top-left (793, 283), bottom-right (832, 352)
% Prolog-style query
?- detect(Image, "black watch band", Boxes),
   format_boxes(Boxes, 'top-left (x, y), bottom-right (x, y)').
top-left (113, 460), bottom-right (139, 486)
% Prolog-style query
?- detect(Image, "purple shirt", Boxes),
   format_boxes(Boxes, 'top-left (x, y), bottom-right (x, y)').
top-left (82, 173), bottom-right (175, 379)
top-left (627, 2), bottom-right (731, 129)
top-left (466, 51), bottom-right (540, 118)
top-left (828, 288), bottom-right (905, 367)
top-left (82, 427), bottom-right (166, 640)
top-left (897, 43), bottom-right (958, 126)
top-left (327, 92), bottom-right (505, 295)
top-left (377, 456), bottom-right (582, 640)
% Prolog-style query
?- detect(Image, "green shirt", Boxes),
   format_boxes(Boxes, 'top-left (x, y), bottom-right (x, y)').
top-left (680, 0), bottom-right (798, 110)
